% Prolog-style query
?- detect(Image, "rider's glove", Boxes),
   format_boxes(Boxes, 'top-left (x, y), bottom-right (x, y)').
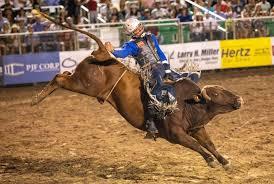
top-left (162, 60), bottom-right (171, 73)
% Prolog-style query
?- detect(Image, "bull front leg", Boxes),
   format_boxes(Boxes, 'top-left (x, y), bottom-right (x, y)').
top-left (191, 127), bottom-right (230, 169)
top-left (171, 126), bottom-right (216, 167)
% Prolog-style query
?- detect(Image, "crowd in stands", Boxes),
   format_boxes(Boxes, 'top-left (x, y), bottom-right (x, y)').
top-left (1, 0), bottom-right (274, 55)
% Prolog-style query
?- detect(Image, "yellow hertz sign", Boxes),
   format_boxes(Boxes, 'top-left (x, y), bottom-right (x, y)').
top-left (220, 38), bottom-right (272, 68)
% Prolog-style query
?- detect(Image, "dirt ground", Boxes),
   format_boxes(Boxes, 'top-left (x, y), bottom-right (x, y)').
top-left (0, 67), bottom-right (274, 184)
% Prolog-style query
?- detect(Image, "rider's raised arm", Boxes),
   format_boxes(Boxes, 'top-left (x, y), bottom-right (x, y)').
top-left (112, 41), bottom-right (139, 59)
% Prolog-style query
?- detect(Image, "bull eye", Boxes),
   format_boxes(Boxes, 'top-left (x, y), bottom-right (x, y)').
top-left (214, 93), bottom-right (218, 96)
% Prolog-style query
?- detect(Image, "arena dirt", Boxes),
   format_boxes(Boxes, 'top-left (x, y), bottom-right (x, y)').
top-left (0, 67), bottom-right (273, 184)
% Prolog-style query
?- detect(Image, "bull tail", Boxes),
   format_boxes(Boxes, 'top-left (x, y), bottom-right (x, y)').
top-left (33, 10), bottom-right (111, 61)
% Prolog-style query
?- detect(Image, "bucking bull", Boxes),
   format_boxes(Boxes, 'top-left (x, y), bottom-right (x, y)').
top-left (31, 10), bottom-right (243, 169)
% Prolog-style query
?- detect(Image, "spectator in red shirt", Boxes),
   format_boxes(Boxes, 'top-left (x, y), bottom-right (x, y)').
top-left (85, 0), bottom-right (97, 23)
top-left (214, 0), bottom-right (229, 13)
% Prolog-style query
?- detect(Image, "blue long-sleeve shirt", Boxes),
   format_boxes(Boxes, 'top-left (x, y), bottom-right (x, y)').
top-left (112, 33), bottom-right (168, 63)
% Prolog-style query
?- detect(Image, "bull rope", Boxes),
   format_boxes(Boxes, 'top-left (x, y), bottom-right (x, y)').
top-left (103, 70), bottom-right (127, 103)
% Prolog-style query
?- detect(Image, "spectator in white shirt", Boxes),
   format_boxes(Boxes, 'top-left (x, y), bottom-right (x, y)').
top-left (151, 0), bottom-right (168, 19)
top-left (256, 0), bottom-right (271, 12)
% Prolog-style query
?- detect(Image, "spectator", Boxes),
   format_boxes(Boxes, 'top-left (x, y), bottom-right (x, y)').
top-left (204, 0), bottom-right (214, 12)
top-left (204, 12), bottom-right (221, 40)
top-left (16, 7), bottom-right (27, 20)
top-left (190, 12), bottom-right (205, 41)
top-left (151, 0), bottom-right (169, 19)
top-left (225, 12), bottom-right (234, 39)
top-left (32, 16), bottom-right (47, 32)
top-left (31, 0), bottom-right (41, 9)
top-left (177, 7), bottom-right (192, 22)
top-left (8, 24), bottom-right (20, 54)
top-left (244, 0), bottom-right (256, 15)
top-left (270, 6), bottom-right (274, 15)
top-left (85, 0), bottom-right (98, 23)
top-left (22, 24), bottom-right (38, 53)
top-left (13, 0), bottom-right (29, 8)
top-left (0, 10), bottom-right (8, 31)
top-left (140, 8), bottom-right (152, 20)
top-left (109, 7), bottom-right (123, 22)
top-left (67, 0), bottom-right (87, 24)
top-left (3, 8), bottom-right (14, 25)
top-left (215, 5), bottom-right (227, 18)
top-left (214, 0), bottom-right (229, 14)
top-left (125, 4), bottom-right (141, 19)
top-left (0, 21), bottom-right (10, 55)
top-left (230, 0), bottom-right (244, 18)
top-left (17, 17), bottom-right (27, 32)
top-left (0, 0), bottom-right (14, 9)
top-left (253, 11), bottom-right (268, 37)
top-left (97, 2), bottom-right (109, 22)
top-left (256, 0), bottom-right (271, 12)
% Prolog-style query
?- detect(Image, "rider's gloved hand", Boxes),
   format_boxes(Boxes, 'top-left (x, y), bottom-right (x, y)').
top-left (162, 61), bottom-right (172, 80)
top-left (105, 42), bottom-right (114, 53)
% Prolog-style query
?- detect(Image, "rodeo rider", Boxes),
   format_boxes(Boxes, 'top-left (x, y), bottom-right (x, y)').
top-left (105, 17), bottom-right (176, 139)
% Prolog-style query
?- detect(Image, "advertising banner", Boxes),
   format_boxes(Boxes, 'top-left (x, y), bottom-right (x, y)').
top-left (3, 52), bottom-right (60, 85)
top-left (221, 38), bottom-right (272, 68)
top-left (59, 50), bottom-right (90, 73)
top-left (161, 41), bottom-right (221, 70)
top-left (0, 57), bottom-right (3, 86)
top-left (271, 37), bottom-right (274, 65)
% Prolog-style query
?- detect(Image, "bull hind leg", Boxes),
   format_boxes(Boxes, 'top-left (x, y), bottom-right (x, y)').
top-left (191, 128), bottom-right (230, 169)
top-left (31, 71), bottom-right (77, 105)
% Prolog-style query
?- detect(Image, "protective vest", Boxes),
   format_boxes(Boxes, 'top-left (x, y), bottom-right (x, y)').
top-left (132, 33), bottom-right (160, 67)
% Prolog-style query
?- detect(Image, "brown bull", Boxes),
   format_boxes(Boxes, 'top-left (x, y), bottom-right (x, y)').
top-left (32, 11), bottom-right (243, 168)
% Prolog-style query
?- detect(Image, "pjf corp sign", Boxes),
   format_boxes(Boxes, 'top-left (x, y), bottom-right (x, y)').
top-left (26, 62), bottom-right (60, 72)
top-left (4, 62), bottom-right (59, 76)
top-left (3, 52), bottom-right (60, 85)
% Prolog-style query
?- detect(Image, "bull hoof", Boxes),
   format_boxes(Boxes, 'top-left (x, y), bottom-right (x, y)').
top-left (222, 161), bottom-right (232, 170)
top-left (207, 160), bottom-right (218, 168)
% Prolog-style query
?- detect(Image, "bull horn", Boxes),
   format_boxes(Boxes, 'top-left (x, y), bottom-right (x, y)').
top-left (33, 10), bottom-right (111, 61)
top-left (201, 87), bottom-right (211, 101)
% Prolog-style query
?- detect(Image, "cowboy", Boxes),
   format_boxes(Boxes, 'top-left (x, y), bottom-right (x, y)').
top-left (105, 17), bottom-right (176, 139)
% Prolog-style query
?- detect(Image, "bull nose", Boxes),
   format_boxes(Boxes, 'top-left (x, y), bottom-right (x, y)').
top-left (233, 97), bottom-right (244, 109)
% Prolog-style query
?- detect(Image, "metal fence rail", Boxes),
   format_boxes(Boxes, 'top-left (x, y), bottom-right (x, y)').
top-left (1, 16), bottom-right (274, 56)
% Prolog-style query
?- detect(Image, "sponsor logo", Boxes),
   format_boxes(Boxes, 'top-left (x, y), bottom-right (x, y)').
top-left (62, 57), bottom-right (77, 68)
top-left (26, 62), bottom-right (60, 72)
top-left (221, 48), bottom-right (251, 57)
top-left (4, 63), bottom-right (25, 76)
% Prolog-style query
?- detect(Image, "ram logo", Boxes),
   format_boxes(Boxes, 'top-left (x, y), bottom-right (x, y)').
top-left (4, 63), bottom-right (25, 76)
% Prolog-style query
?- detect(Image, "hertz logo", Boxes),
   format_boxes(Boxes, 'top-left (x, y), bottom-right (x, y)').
top-left (221, 48), bottom-right (251, 57)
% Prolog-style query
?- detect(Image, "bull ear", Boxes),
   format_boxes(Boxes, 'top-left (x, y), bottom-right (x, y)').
top-left (201, 87), bottom-right (211, 101)
top-left (34, 10), bottom-right (112, 61)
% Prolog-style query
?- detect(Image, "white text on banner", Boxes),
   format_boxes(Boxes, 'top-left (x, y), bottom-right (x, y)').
top-left (161, 41), bottom-right (221, 70)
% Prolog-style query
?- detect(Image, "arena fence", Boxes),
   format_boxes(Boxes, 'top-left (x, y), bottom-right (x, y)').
top-left (1, 17), bottom-right (274, 86)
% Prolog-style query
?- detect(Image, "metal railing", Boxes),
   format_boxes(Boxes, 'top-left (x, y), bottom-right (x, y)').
top-left (1, 16), bottom-right (274, 56)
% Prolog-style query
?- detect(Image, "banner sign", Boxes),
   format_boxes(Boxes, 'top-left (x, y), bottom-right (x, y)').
top-left (59, 50), bottom-right (90, 73)
top-left (271, 37), bottom-right (274, 65)
top-left (3, 52), bottom-right (60, 85)
top-left (0, 57), bottom-right (3, 86)
top-left (221, 38), bottom-right (272, 68)
top-left (161, 41), bottom-right (221, 70)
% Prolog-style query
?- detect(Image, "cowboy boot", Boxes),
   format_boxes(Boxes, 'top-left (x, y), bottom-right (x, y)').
top-left (144, 119), bottom-right (159, 141)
